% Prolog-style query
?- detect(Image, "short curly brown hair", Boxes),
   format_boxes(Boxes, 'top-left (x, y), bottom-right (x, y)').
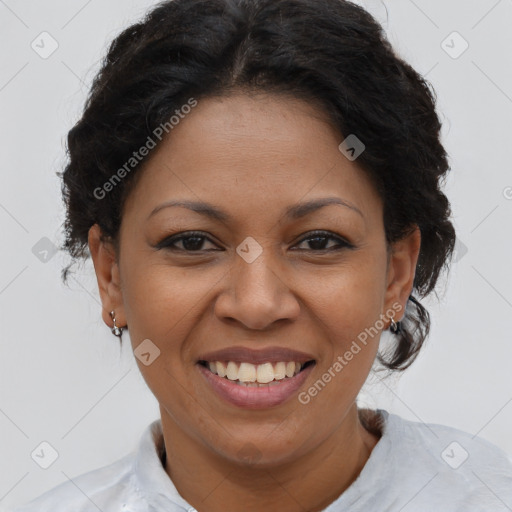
top-left (59, 0), bottom-right (456, 372)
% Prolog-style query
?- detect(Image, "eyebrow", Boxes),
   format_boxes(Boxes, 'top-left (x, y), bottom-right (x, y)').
top-left (147, 197), bottom-right (364, 222)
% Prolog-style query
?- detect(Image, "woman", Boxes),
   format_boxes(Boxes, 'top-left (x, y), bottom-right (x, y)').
top-left (13, 0), bottom-right (512, 510)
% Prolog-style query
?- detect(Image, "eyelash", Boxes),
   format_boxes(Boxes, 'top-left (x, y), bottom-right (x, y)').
top-left (155, 230), bottom-right (354, 253)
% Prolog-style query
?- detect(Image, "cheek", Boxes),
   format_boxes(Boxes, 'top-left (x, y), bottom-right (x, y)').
top-left (297, 256), bottom-right (387, 340)
top-left (120, 256), bottom-right (225, 344)
top-left (293, 257), bottom-right (386, 404)
top-left (299, 267), bottom-right (384, 410)
top-left (118, 260), bottom-right (214, 413)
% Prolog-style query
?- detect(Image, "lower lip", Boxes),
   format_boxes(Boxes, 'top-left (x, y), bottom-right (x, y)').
top-left (197, 362), bottom-right (315, 409)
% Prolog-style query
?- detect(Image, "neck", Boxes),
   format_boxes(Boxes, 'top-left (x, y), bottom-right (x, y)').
top-left (160, 404), bottom-right (382, 512)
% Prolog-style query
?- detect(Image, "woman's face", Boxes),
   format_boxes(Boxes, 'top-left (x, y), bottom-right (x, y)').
top-left (90, 92), bottom-right (420, 466)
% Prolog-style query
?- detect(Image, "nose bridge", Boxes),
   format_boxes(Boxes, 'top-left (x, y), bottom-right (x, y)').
top-left (214, 239), bottom-right (300, 329)
top-left (233, 240), bottom-right (281, 302)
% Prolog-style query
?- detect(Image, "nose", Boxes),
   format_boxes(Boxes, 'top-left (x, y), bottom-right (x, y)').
top-left (214, 248), bottom-right (301, 330)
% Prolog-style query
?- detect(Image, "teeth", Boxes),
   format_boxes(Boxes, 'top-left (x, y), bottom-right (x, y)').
top-left (226, 361), bottom-right (239, 380)
top-left (285, 362), bottom-right (296, 378)
top-left (216, 361), bottom-right (226, 378)
top-left (237, 380), bottom-right (282, 387)
top-left (256, 362), bottom-right (274, 383)
top-left (274, 361), bottom-right (286, 380)
top-left (238, 362), bottom-right (256, 382)
top-left (205, 360), bottom-right (306, 383)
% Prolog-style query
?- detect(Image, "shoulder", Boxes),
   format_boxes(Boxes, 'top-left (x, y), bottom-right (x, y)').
top-left (10, 452), bottom-right (144, 512)
top-left (389, 411), bottom-right (512, 469)
top-left (382, 410), bottom-right (512, 509)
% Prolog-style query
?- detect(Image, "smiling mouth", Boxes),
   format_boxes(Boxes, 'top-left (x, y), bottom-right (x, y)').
top-left (197, 359), bottom-right (316, 387)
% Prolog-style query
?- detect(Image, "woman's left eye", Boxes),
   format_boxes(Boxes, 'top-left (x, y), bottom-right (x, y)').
top-left (293, 231), bottom-right (352, 251)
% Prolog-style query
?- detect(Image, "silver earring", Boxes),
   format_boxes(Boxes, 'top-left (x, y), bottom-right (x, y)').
top-left (390, 316), bottom-right (401, 334)
top-left (110, 310), bottom-right (124, 337)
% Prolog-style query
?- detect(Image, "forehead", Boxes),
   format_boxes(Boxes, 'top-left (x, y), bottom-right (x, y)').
top-left (122, 93), bottom-right (382, 226)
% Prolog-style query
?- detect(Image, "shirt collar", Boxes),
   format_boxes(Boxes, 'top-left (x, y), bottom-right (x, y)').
top-left (133, 411), bottom-right (392, 511)
top-left (133, 418), bottom-right (194, 511)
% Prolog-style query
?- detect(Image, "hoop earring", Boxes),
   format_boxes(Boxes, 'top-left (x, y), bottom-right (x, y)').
top-left (110, 310), bottom-right (124, 337)
top-left (390, 316), bottom-right (401, 334)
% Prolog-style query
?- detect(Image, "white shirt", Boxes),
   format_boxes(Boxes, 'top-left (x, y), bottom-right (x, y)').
top-left (11, 409), bottom-right (512, 512)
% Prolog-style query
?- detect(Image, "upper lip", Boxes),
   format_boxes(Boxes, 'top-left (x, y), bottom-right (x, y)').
top-left (197, 346), bottom-right (316, 365)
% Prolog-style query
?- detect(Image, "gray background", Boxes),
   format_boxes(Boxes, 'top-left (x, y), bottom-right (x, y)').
top-left (1, 0), bottom-right (512, 509)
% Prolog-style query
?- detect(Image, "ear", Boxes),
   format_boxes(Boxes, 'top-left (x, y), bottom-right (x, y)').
top-left (88, 224), bottom-right (125, 329)
top-left (383, 225), bottom-right (421, 323)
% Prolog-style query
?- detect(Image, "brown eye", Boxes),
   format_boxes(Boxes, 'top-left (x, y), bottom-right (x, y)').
top-left (156, 231), bottom-right (221, 252)
top-left (292, 231), bottom-right (354, 252)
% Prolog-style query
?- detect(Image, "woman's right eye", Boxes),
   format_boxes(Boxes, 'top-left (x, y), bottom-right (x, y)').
top-left (155, 231), bottom-right (221, 252)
